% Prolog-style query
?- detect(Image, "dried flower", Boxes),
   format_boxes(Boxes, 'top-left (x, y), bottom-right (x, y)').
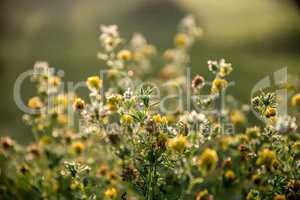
top-left (192, 75), bottom-right (205, 90)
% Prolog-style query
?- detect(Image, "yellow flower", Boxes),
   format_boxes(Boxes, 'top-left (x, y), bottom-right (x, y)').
top-left (256, 148), bottom-right (277, 169)
top-left (106, 94), bottom-right (123, 111)
top-left (28, 96), bottom-right (43, 109)
top-left (117, 49), bottom-right (132, 61)
top-left (49, 76), bottom-right (61, 87)
top-left (251, 174), bottom-right (261, 185)
top-left (219, 61), bottom-right (233, 77)
top-left (161, 116), bottom-right (168, 124)
top-left (107, 68), bottom-right (120, 79)
top-left (72, 142), bottom-right (85, 154)
top-left (265, 107), bottom-right (277, 118)
top-left (168, 135), bottom-right (187, 153)
top-left (273, 194), bottom-right (286, 200)
top-left (73, 98), bottom-right (85, 111)
top-left (291, 93), bottom-right (300, 107)
top-left (120, 114), bottom-right (134, 125)
top-left (292, 142), bottom-right (300, 154)
top-left (198, 148), bottom-right (218, 172)
top-left (174, 33), bottom-right (188, 47)
top-left (219, 136), bottom-right (235, 150)
top-left (54, 94), bottom-right (68, 107)
top-left (152, 114), bottom-right (162, 124)
top-left (104, 187), bottom-right (117, 199)
top-left (142, 45), bottom-right (156, 56)
top-left (246, 127), bottom-right (261, 139)
top-left (224, 170), bottom-right (236, 183)
top-left (211, 79), bottom-right (228, 93)
top-left (86, 76), bottom-right (102, 91)
top-left (230, 110), bottom-right (246, 125)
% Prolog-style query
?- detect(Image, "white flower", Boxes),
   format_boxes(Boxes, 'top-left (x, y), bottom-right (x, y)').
top-left (99, 25), bottom-right (121, 51)
top-left (275, 115), bottom-right (298, 134)
top-left (131, 33), bottom-right (147, 50)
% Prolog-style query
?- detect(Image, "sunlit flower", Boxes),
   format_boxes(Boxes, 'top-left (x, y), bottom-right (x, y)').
top-left (152, 114), bottom-right (162, 124)
top-left (104, 187), bottom-right (117, 199)
top-left (28, 96), bottom-right (43, 109)
top-left (86, 76), bottom-right (102, 91)
top-left (117, 49), bottom-right (132, 61)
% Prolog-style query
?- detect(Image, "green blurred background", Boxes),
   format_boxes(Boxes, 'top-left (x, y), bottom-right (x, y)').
top-left (0, 0), bottom-right (299, 143)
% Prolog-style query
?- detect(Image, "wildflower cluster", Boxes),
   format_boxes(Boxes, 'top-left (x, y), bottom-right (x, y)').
top-left (1, 15), bottom-right (300, 200)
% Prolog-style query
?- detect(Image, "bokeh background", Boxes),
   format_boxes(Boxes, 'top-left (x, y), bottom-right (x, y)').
top-left (1, 0), bottom-right (299, 143)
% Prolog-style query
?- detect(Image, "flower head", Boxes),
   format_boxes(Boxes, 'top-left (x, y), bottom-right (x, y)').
top-left (168, 135), bottom-right (188, 153)
top-left (192, 75), bottom-right (205, 90)
top-left (72, 142), bottom-right (85, 154)
top-left (104, 187), bottom-right (117, 199)
top-left (73, 98), bottom-right (85, 111)
top-left (28, 96), bottom-right (43, 109)
top-left (291, 93), bottom-right (300, 107)
top-left (86, 76), bottom-right (102, 91)
top-left (211, 79), bottom-right (228, 93)
top-left (198, 148), bottom-right (218, 172)
top-left (117, 49), bottom-right (132, 61)
top-left (120, 114), bottom-right (134, 125)
top-left (256, 148), bottom-right (277, 170)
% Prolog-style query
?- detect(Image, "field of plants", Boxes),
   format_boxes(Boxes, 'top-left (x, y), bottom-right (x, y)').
top-left (1, 14), bottom-right (300, 200)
